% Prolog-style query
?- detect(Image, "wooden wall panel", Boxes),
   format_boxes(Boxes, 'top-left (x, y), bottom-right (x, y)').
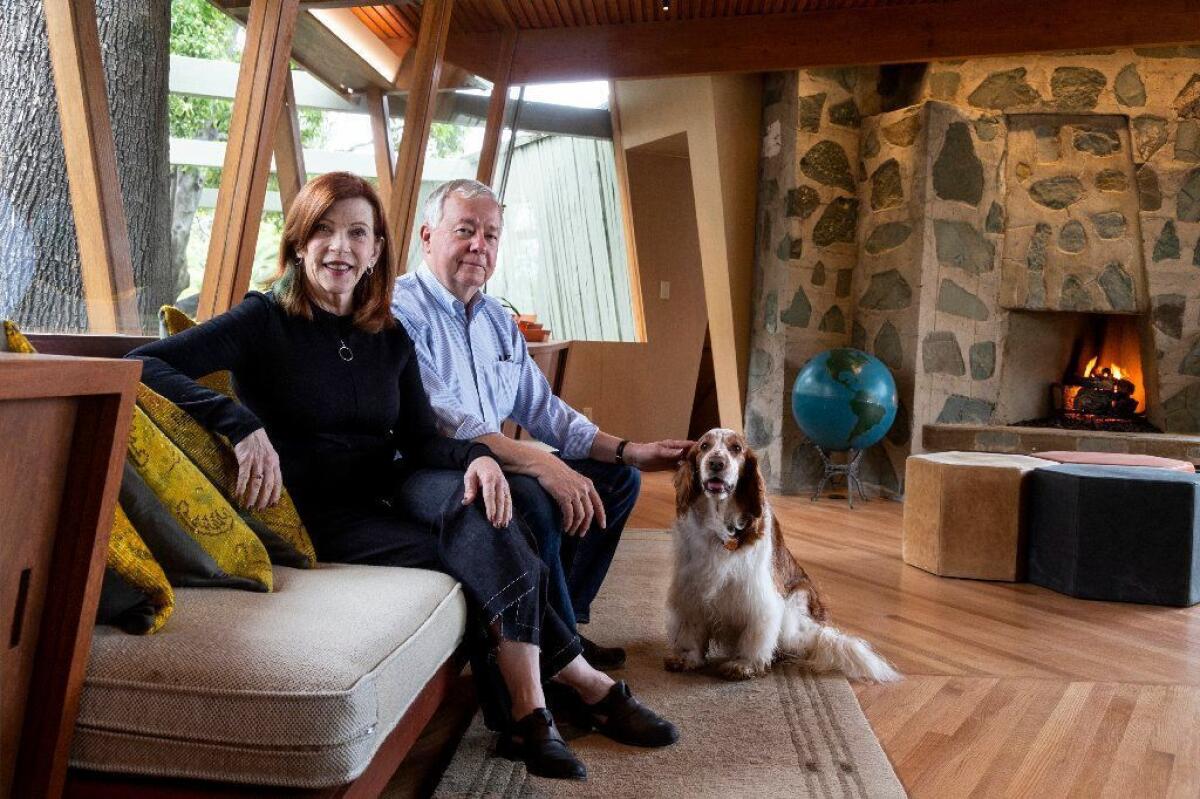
top-left (610, 76), bottom-right (761, 430)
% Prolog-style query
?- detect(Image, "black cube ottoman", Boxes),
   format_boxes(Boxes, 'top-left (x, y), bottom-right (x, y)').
top-left (1027, 464), bottom-right (1200, 607)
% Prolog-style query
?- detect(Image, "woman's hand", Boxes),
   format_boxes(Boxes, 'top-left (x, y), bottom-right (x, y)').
top-left (463, 456), bottom-right (512, 529)
top-left (233, 428), bottom-right (283, 511)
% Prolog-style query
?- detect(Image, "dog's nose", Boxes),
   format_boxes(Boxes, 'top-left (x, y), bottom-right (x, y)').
top-left (710, 459), bottom-right (725, 472)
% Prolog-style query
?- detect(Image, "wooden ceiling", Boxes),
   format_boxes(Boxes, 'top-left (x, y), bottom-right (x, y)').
top-left (352, 0), bottom-right (952, 37)
top-left (214, 1), bottom-right (1200, 94)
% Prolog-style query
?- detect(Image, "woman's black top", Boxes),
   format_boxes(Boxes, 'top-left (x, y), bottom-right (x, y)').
top-left (128, 291), bottom-right (490, 504)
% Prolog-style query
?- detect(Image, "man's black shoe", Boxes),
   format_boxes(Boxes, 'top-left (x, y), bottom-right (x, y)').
top-left (496, 708), bottom-right (587, 780)
top-left (579, 634), bottom-right (626, 670)
top-left (585, 681), bottom-right (679, 748)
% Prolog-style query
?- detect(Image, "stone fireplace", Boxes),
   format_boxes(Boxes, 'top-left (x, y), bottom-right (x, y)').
top-left (995, 310), bottom-right (1156, 430)
top-left (747, 48), bottom-right (1200, 496)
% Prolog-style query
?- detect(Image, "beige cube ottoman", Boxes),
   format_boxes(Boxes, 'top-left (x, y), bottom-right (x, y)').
top-left (903, 451), bottom-right (1053, 581)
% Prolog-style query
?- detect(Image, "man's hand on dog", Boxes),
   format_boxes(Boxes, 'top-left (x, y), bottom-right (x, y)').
top-left (625, 439), bottom-right (694, 471)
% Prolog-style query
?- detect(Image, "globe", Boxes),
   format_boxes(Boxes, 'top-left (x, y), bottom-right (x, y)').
top-left (791, 348), bottom-right (898, 451)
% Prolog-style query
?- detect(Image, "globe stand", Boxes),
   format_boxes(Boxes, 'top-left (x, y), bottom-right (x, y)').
top-left (811, 446), bottom-right (869, 509)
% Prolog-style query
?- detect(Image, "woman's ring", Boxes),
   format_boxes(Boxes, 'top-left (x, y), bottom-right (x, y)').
top-left (251, 475), bottom-right (263, 481)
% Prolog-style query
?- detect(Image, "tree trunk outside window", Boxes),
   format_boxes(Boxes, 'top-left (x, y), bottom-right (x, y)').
top-left (0, 0), bottom-right (170, 334)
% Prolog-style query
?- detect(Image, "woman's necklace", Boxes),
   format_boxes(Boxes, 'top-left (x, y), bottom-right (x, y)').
top-left (313, 298), bottom-right (354, 362)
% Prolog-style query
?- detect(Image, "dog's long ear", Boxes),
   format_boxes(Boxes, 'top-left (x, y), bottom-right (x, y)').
top-left (673, 445), bottom-right (702, 517)
top-left (734, 447), bottom-right (766, 522)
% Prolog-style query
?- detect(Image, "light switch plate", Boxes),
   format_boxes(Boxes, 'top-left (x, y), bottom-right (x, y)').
top-left (659, 281), bottom-right (670, 300)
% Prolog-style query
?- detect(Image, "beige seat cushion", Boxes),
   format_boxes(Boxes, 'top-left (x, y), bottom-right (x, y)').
top-left (71, 564), bottom-right (466, 789)
top-left (903, 451), bottom-right (1053, 581)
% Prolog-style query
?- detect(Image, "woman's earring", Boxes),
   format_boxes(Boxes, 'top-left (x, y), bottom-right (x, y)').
top-left (366, 265), bottom-right (375, 276)
top-left (294, 256), bottom-right (303, 268)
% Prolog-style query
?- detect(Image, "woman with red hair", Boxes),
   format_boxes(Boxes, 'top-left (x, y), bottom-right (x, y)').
top-left (129, 172), bottom-right (676, 781)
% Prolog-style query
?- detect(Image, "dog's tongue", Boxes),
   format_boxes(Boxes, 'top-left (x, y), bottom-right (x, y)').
top-left (705, 479), bottom-right (727, 492)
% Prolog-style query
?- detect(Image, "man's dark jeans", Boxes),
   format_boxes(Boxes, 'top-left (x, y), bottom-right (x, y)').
top-left (508, 457), bottom-right (641, 630)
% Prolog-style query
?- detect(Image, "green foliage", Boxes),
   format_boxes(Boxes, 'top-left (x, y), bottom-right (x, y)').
top-left (171, 0), bottom-right (238, 61)
top-left (297, 107), bottom-right (326, 149)
top-left (429, 123), bottom-right (465, 158)
top-left (391, 118), bottom-right (467, 159)
top-left (169, 0), bottom-right (236, 141)
top-left (169, 0), bottom-right (326, 156)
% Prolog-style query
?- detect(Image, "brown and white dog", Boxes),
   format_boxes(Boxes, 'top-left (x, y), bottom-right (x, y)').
top-left (664, 428), bottom-right (900, 682)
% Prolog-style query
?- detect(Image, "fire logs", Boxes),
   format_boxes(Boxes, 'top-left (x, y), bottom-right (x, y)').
top-left (1061, 366), bottom-right (1138, 419)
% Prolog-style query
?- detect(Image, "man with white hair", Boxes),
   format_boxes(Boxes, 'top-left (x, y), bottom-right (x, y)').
top-left (391, 179), bottom-right (690, 670)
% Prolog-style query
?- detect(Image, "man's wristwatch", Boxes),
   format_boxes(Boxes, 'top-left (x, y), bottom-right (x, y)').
top-left (614, 439), bottom-right (630, 465)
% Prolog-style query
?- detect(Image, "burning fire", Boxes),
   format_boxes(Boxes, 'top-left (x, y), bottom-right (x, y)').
top-left (1082, 356), bottom-right (1126, 382)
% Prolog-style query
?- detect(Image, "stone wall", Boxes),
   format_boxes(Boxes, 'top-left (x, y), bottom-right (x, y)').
top-left (749, 48), bottom-right (1200, 496)
top-left (907, 101), bottom-right (1008, 452)
top-left (999, 114), bottom-right (1146, 314)
top-left (747, 68), bottom-right (877, 491)
top-left (850, 104), bottom-right (929, 494)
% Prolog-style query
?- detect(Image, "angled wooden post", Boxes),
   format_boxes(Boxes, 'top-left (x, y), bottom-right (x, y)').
top-left (197, 0), bottom-right (299, 320)
top-left (476, 29), bottom-right (517, 187)
top-left (366, 87), bottom-right (394, 210)
top-left (43, 0), bottom-right (141, 334)
top-left (386, 0), bottom-right (454, 275)
top-left (273, 70), bottom-right (306, 216)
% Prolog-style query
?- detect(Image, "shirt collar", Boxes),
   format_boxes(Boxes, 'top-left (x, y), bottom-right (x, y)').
top-left (415, 262), bottom-right (484, 319)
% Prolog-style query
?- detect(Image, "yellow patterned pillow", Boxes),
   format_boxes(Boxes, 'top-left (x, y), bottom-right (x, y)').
top-left (108, 504), bottom-right (175, 633)
top-left (6, 320), bottom-right (174, 632)
top-left (158, 305), bottom-right (235, 397)
top-left (3, 320), bottom-right (35, 353)
top-left (137, 384), bottom-right (317, 568)
top-left (126, 406), bottom-right (273, 592)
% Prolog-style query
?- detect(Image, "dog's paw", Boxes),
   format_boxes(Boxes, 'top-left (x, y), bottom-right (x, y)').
top-left (664, 651), bottom-right (705, 672)
top-left (718, 659), bottom-right (767, 681)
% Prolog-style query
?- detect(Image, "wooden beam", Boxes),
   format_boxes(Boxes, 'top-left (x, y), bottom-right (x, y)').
top-left (475, 29), bottom-right (516, 187)
top-left (42, 0), bottom-right (141, 334)
top-left (394, 53), bottom-right (482, 91)
top-left (366, 87), bottom-right (394, 209)
top-left (500, 0), bottom-right (1200, 83)
top-left (444, 22), bottom-right (501, 82)
top-left (608, 82), bottom-right (647, 343)
top-left (386, 0), bottom-right (454, 275)
top-left (273, 71), bottom-right (307, 216)
top-left (197, 0), bottom-right (300, 320)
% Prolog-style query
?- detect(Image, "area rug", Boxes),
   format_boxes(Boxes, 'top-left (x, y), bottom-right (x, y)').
top-left (433, 530), bottom-right (905, 799)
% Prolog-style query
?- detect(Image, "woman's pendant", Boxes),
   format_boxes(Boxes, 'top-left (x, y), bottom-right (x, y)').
top-left (338, 339), bottom-right (354, 362)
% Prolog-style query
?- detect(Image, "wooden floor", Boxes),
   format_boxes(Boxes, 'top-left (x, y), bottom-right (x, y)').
top-left (628, 473), bottom-right (1200, 799)
top-left (389, 473), bottom-right (1200, 798)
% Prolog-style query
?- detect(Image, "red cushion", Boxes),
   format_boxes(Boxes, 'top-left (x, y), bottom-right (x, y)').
top-left (1034, 450), bottom-right (1195, 473)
